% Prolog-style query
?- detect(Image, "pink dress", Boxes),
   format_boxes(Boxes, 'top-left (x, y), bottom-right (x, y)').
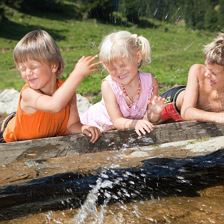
top-left (80, 72), bottom-right (153, 132)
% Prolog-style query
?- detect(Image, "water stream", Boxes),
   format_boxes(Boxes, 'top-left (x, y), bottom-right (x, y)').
top-left (0, 138), bottom-right (224, 224)
top-left (1, 185), bottom-right (224, 224)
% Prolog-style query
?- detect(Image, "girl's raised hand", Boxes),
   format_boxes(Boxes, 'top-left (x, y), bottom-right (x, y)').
top-left (147, 96), bottom-right (166, 123)
top-left (147, 96), bottom-right (166, 115)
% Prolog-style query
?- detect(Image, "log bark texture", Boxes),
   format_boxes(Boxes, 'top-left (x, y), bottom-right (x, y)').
top-left (0, 121), bottom-right (224, 220)
top-left (0, 121), bottom-right (224, 165)
top-left (0, 148), bottom-right (223, 220)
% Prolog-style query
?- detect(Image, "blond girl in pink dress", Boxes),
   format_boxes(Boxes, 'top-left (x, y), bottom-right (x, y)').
top-left (81, 31), bottom-right (165, 136)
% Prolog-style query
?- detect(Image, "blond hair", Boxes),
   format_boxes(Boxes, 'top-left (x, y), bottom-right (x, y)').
top-left (204, 33), bottom-right (224, 66)
top-left (13, 29), bottom-right (64, 77)
top-left (99, 31), bottom-right (151, 67)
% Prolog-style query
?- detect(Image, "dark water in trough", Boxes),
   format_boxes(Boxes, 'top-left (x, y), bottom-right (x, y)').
top-left (2, 186), bottom-right (224, 224)
top-left (0, 141), bottom-right (224, 224)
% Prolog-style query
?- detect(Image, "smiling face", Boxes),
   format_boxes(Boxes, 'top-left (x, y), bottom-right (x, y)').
top-left (204, 61), bottom-right (224, 88)
top-left (13, 30), bottom-right (64, 80)
top-left (103, 51), bottom-right (143, 86)
top-left (17, 59), bottom-right (55, 91)
top-left (104, 57), bottom-right (139, 85)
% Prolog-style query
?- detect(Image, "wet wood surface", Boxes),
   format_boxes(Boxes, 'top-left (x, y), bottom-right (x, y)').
top-left (1, 121), bottom-right (224, 165)
top-left (0, 121), bottom-right (224, 221)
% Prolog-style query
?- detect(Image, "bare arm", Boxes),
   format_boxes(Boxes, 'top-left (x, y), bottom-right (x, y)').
top-left (67, 95), bottom-right (101, 143)
top-left (151, 76), bottom-right (159, 96)
top-left (181, 64), bottom-right (224, 123)
top-left (67, 94), bottom-right (83, 133)
top-left (147, 76), bottom-right (166, 123)
top-left (22, 56), bottom-right (99, 113)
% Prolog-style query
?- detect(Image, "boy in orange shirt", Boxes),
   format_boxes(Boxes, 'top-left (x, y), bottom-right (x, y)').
top-left (0, 29), bottom-right (100, 143)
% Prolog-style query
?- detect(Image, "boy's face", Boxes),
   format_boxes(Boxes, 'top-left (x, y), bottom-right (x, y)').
top-left (17, 59), bottom-right (54, 90)
top-left (204, 61), bottom-right (224, 87)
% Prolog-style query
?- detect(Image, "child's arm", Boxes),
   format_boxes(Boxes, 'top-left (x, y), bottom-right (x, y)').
top-left (146, 76), bottom-right (166, 123)
top-left (67, 95), bottom-right (101, 143)
top-left (181, 64), bottom-right (224, 123)
top-left (22, 56), bottom-right (99, 113)
top-left (102, 80), bottom-right (154, 136)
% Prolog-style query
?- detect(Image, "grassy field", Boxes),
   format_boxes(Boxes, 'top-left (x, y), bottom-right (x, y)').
top-left (0, 7), bottom-right (215, 102)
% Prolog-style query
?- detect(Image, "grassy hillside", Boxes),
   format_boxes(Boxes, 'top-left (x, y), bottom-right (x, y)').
top-left (0, 7), bottom-right (215, 102)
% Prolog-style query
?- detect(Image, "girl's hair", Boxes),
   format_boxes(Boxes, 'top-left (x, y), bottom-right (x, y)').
top-left (13, 29), bottom-right (64, 77)
top-left (204, 33), bottom-right (224, 66)
top-left (99, 31), bottom-right (151, 67)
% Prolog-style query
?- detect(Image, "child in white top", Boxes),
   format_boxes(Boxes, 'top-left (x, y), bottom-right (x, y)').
top-left (81, 30), bottom-right (165, 136)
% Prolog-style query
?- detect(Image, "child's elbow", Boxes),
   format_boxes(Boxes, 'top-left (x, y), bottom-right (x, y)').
top-left (48, 101), bottom-right (64, 113)
top-left (181, 113), bottom-right (187, 120)
top-left (180, 110), bottom-right (187, 120)
top-left (181, 108), bottom-right (191, 120)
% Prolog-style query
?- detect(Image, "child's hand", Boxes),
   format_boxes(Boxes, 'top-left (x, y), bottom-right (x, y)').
top-left (147, 96), bottom-right (166, 115)
top-left (147, 96), bottom-right (166, 123)
top-left (81, 125), bottom-right (101, 143)
top-left (134, 119), bottom-right (154, 136)
top-left (73, 55), bottom-right (99, 78)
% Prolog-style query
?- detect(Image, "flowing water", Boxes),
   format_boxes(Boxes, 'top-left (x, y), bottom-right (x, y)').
top-left (0, 137), bottom-right (224, 224)
top-left (1, 185), bottom-right (224, 224)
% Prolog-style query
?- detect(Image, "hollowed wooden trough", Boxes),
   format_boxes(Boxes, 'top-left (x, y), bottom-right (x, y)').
top-left (0, 121), bottom-right (224, 221)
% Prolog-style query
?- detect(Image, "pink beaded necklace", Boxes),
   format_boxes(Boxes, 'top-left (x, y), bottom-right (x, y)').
top-left (120, 78), bottom-right (141, 108)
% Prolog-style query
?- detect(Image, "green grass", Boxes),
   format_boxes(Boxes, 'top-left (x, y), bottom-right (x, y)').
top-left (0, 7), bottom-right (215, 102)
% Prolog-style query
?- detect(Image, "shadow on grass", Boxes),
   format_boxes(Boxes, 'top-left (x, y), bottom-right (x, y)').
top-left (0, 17), bottom-right (66, 42)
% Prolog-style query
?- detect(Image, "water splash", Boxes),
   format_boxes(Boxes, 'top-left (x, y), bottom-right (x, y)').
top-left (74, 167), bottom-right (121, 224)
top-left (73, 157), bottom-right (145, 224)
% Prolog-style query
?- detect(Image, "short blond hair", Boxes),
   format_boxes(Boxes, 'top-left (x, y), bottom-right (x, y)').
top-left (204, 33), bottom-right (224, 66)
top-left (13, 29), bottom-right (64, 77)
top-left (99, 30), bottom-right (151, 67)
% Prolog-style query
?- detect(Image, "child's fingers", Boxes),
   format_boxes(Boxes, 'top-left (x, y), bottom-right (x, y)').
top-left (136, 127), bottom-right (149, 136)
top-left (82, 129), bottom-right (92, 138)
top-left (78, 56), bottom-right (85, 60)
top-left (84, 129), bottom-right (96, 143)
top-left (85, 55), bottom-right (99, 63)
top-left (84, 127), bottom-right (101, 143)
top-left (135, 122), bottom-right (154, 136)
top-left (147, 123), bottom-right (154, 131)
top-left (139, 127), bottom-right (147, 135)
top-left (90, 62), bottom-right (101, 71)
top-left (135, 129), bottom-right (142, 137)
top-left (89, 128), bottom-right (100, 143)
top-left (94, 130), bottom-right (101, 143)
top-left (146, 120), bottom-right (154, 129)
top-left (142, 124), bottom-right (153, 134)
top-left (77, 55), bottom-right (98, 65)
top-left (92, 61), bottom-right (101, 67)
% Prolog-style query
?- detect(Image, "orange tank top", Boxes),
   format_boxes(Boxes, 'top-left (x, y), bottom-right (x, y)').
top-left (3, 80), bottom-right (71, 142)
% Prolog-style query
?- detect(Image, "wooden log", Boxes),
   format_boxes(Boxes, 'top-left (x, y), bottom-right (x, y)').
top-left (0, 121), bottom-right (224, 165)
top-left (0, 121), bottom-right (224, 220)
top-left (0, 148), bottom-right (223, 221)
